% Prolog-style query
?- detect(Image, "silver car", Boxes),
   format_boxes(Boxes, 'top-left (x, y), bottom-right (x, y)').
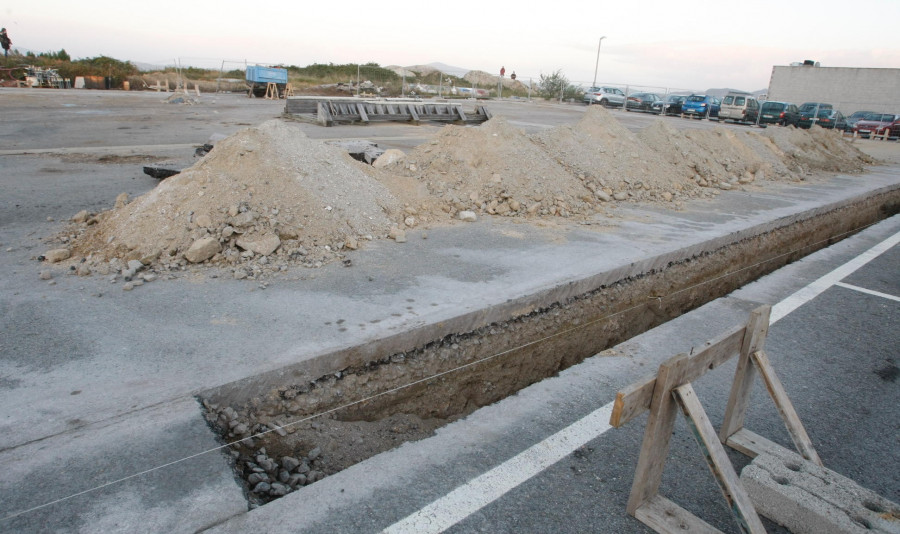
top-left (583, 86), bottom-right (626, 107)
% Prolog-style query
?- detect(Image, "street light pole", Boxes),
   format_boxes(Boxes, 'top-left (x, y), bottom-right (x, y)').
top-left (592, 36), bottom-right (607, 88)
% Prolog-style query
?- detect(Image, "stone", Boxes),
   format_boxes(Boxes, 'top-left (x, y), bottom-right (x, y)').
top-left (372, 149), bottom-right (406, 168)
top-left (141, 273), bottom-right (157, 282)
top-left (230, 210), bottom-right (257, 228)
top-left (127, 260), bottom-right (144, 272)
top-left (719, 182), bottom-right (733, 190)
top-left (613, 192), bottom-right (629, 201)
top-left (307, 447), bottom-right (321, 461)
top-left (287, 473), bottom-right (307, 488)
top-left (269, 482), bottom-right (291, 496)
top-left (195, 214), bottom-right (213, 228)
top-left (344, 236), bottom-right (359, 250)
top-left (661, 192), bottom-right (673, 202)
top-left (277, 470), bottom-right (291, 484)
top-left (281, 457), bottom-right (301, 472)
top-left (458, 211), bottom-right (477, 222)
top-left (404, 216), bottom-right (416, 228)
top-left (72, 210), bottom-right (90, 224)
top-left (122, 282), bottom-right (135, 291)
top-left (76, 264), bottom-right (91, 276)
top-left (296, 462), bottom-right (311, 474)
top-left (247, 473), bottom-right (269, 485)
top-left (222, 226), bottom-right (235, 238)
top-left (389, 228), bottom-right (407, 243)
top-left (184, 237), bottom-right (221, 263)
top-left (39, 270), bottom-right (52, 280)
top-left (236, 234), bottom-right (281, 256)
top-left (232, 423), bottom-right (249, 435)
top-left (251, 482), bottom-right (271, 494)
top-left (43, 249), bottom-right (71, 263)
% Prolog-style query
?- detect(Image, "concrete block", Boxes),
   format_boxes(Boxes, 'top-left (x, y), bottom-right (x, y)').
top-left (740, 447), bottom-right (900, 533)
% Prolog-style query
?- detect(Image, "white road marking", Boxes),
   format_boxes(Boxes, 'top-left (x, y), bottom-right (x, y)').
top-left (770, 229), bottom-right (899, 324)
top-left (383, 404), bottom-right (614, 534)
top-left (383, 227), bottom-right (900, 533)
top-left (835, 282), bottom-right (900, 303)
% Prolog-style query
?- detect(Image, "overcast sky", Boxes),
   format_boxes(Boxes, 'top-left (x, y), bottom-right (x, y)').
top-left (4, 0), bottom-right (899, 92)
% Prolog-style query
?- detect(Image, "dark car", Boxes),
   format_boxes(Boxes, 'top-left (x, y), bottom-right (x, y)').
top-left (797, 102), bottom-right (833, 128)
top-left (681, 94), bottom-right (720, 119)
top-left (845, 110), bottom-right (877, 132)
top-left (651, 94), bottom-right (687, 115)
top-left (853, 113), bottom-right (900, 138)
top-left (625, 92), bottom-right (662, 112)
top-left (810, 110), bottom-right (847, 130)
top-left (759, 101), bottom-right (800, 126)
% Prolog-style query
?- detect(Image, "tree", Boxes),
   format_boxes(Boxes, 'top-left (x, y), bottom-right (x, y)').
top-left (538, 69), bottom-right (569, 101)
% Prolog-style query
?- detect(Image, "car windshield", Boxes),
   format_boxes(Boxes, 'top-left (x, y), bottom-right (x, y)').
top-left (688, 95), bottom-right (706, 102)
top-left (734, 97), bottom-right (746, 105)
top-left (850, 111), bottom-right (874, 119)
top-left (605, 88), bottom-right (623, 95)
top-left (761, 102), bottom-right (785, 111)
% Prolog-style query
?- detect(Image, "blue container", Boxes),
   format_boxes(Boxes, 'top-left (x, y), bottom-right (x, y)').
top-left (245, 66), bottom-right (288, 84)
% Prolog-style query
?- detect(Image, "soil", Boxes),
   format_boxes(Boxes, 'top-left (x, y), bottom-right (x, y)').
top-left (50, 106), bottom-right (875, 281)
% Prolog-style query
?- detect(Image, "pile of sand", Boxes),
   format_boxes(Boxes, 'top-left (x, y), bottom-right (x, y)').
top-left (378, 117), bottom-right (599, 217)
top-left (54, 109), bottom-right (877, 277)
top-left (68, 120), bottom-right (401, 272)
top-left (535, 107), bottom-right (703, 204)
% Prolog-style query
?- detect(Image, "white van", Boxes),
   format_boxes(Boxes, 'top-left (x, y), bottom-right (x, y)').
top-left (719, 92), bottom-right (760, 123)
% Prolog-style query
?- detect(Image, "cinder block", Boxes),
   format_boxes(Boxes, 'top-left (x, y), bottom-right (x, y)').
top-left (740, 447), bottom-right (900, 533)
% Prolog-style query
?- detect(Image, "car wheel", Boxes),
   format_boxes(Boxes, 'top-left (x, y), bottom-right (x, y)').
top-left (599, 99), bottom-right (607, 108)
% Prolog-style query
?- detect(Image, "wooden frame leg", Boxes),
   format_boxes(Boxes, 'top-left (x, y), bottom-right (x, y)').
top-left (674, 384), bottom-right (767, 534)
top-left (626, 354), bottom-right (689, 515)
top-left (751, 350), bottom-right (822, 465)
top-left (719, 306), bottom-right (771, 442)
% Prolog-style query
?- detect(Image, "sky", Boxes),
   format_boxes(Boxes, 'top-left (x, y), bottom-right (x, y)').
top-left (3, 0), bottom-right (899, 92)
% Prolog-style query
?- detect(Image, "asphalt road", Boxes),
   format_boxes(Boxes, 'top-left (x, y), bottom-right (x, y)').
top-left (0, 88), bottom-right (897, 533)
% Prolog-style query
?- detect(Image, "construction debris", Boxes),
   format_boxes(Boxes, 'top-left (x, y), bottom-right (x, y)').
top-left (50, 108), bottom-right (873, 278)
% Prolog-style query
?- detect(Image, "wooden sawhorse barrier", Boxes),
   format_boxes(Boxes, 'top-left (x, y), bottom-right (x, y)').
top-left (610, 306), bottom-right (823, 533)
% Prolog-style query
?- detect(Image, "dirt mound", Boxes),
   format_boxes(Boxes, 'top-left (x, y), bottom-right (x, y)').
top-left (53, 111), bottom-right (878, 279)
top-left (67, 120), bottom-right (400, 274)
top-left (378, 117), bottom-right (598, 218)
top-left (536, 107), bottom-right (703, 204)
top-left (762, 126), bottom-right (874, 173)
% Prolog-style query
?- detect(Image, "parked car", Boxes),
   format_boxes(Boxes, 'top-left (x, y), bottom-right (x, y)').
top-left (719, 92), bottom-right (760, 123)
top-left (811, 110), bottom-right (847, 130)
top-left (681, 94), bottom-right (721, 119)
top-left (853, 113), bottom-right (900, 138)
top-left (625, 92), bottom-right (662, 112)
top-left (759, 101), bottom-right (800, 126)
top-left (583, 86), bottom-right (626, 107)
top-left (797, 102), bottom-right (833, 128)
top-left (844, 110), bottom-right (877, 132)
top-left (651, 94), bottom-right (687, 115)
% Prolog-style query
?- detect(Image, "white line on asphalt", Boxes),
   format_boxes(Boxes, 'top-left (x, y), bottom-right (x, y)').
top-left (770, 229), bottom-right (900, 324)
top-left (383, 226), bottom-right (900, 534)
top-left (383, 404), bottom-right (614, 534)
top-left (834, 282), bottom-right (900, 303)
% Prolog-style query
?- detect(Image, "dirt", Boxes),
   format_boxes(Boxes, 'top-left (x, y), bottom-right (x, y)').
top-left (203, 185), bottom-right (898, 504)
top-left (50, 106), bottom-right (875, 280)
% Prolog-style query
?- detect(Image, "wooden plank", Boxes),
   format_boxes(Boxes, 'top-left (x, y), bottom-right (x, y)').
top-left (611, 325), bottom-right (745, 428)
top-left (635, 495), bottom-right (724, 534)
top-left (673, 384), bottom-right (767, 534)
top-left (719, 306), bottom-right (772, 442)
top-left (610, 375), bottom-right (655, 428)
top-left (751, 350), bottom-right (823, 466)
top-left (725, 428), bottom-right (789, 459)
top-left (626, 353), bottom-right (689, 515)
top-left (356, 103), bottom-right (369, 123)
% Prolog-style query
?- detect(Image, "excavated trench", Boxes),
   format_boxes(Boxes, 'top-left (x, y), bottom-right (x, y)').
top-left (201, 188), bottom-right (898, 506)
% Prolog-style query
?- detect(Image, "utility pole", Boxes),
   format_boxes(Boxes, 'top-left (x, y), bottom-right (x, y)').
top-left (592, 36), bottom-right (607, 88)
